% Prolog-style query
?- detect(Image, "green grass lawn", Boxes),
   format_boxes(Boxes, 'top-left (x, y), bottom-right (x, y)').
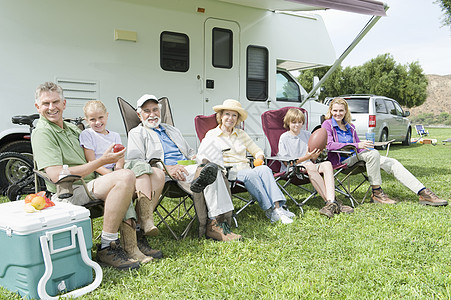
top-left (1, 128), bottom-right (451, 299)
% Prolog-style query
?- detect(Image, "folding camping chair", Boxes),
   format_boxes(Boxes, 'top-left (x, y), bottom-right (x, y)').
top-left (117, 96), bottom-right (198, 240)
top-left (261, 107), bottom-right (318, 214)
top-left (415, 124), bottom-right (429, 137)
top-left (329, 148), bottom-right (369, 206)
top-left (194, 113), bottom-right (253, 227)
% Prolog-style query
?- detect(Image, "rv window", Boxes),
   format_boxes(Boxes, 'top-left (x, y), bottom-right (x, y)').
top-left (246, 46), bottom-right (268, 101)
top-left (276, 72), bottom-right (300, 102)
top-left (160, 31), bottom-right (189, 72)
top-left (212, 28), bottom-right (232, 69)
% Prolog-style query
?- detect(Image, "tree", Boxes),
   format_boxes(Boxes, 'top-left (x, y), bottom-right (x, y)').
top-left (297, 54), bottom-right (428, 108)
top-left (435, 0), bottom-right (451, 27)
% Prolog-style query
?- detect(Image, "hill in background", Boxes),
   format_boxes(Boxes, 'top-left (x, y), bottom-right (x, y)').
top-left (408, 74), bottom-right (451, 117)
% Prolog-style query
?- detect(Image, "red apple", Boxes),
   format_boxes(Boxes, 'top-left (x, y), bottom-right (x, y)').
top-left (113, 144), bottom-right (125, 153)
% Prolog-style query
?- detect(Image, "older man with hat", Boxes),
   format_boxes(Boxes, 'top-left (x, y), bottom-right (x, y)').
top-left (126, 94), bottom-right (241, 241)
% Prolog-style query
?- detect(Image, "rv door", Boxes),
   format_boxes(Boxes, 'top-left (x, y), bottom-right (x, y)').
top-left (203, 18), bottom-right (240, 114)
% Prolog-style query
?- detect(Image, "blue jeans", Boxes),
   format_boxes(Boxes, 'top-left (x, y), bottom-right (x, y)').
top-left (236, 165), bottom-right (286, 211)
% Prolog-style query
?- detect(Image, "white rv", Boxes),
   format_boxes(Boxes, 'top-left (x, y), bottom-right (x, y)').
top-left (0, 0), bottom-right (386, 155)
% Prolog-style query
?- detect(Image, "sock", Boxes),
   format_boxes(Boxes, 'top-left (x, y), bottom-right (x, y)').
top-left (372, 187), bottom-right (382, 192)
top-left (417, 187), bottom-right (426, 195)
top-left (101, 231), bottom-right (119, 249)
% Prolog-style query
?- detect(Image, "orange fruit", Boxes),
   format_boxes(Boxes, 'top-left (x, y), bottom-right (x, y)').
top-left (24, 194), bottom-right (36, 204)
top-left (253, 158), bottom-right (264, 167)
top-left (31, 196), bottom-right (46, 210)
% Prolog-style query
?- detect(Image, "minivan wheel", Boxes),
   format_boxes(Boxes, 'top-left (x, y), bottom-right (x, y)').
top-left (377, 129), bottom-right (388, 150)
top-left (402, 128), bottom-right (411, 146)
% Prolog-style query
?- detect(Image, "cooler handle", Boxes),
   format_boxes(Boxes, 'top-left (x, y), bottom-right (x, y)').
top-left (37, 226), bottom-right (103, 299)
top-left (46, 226), bottom-right (77, 254)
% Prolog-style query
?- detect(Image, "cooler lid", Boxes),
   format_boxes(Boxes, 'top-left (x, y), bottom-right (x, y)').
top-left (0, 200), bottom-right (91, 235)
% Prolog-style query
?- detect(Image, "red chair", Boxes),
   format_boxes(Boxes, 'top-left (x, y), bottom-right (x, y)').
top-left (194, 114), bottom-right (253, 227)
top-left (262, 107), bottom-right (361, 208)
top-left (261, 107), bottom-right (315, 214)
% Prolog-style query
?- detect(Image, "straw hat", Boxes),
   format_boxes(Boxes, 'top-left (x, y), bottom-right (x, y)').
top-left (213, 99), bottom-right (248, 123)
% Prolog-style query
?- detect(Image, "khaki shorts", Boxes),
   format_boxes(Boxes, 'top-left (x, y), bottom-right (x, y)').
top-left (51, 179), bottom-right (97, 205)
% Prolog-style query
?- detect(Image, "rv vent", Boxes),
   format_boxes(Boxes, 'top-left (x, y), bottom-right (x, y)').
top-left (56, 78), bottom-right (99, 116)
top-left (56, 78), bottom-right (99, 104)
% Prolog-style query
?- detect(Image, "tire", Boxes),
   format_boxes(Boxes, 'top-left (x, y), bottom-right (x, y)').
top-left (402, 128), bottom-right (411, 146)
top-left (0, 152), bottom-right (44, 198)
top-left (377, 129), bottom-right (388, 150)
top-left (0, 140), bottom-right (32, 156)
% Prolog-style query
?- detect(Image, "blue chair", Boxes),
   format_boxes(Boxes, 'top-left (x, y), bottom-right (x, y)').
top-left (415, 124), bottom-right (429, 137)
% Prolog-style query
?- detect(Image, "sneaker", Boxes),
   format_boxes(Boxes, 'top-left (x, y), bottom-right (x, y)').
top-left (206, 219), bottom-right (242, 241)
top-left (319, 201), bottom-right (339, 218)
top-left (418, 189), bottom-right (448, 206)
top-left (269, 207), bottom-right (293, 224)
top-left (137, 231), bottom-right (163, 259)
top-left (96, 240), bottom-right (140, 270)
top-left (281, 206), bottom-right (296, 218)
top-left (371, 188), bottom-right (397, 204)
top-left (190, 163), bottom-right (218, 193)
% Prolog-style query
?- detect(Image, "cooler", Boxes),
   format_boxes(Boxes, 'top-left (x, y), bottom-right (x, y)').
top-left (0, 200), bottom-right (102, 299)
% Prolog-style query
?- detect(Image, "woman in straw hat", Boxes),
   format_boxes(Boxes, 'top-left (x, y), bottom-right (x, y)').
top-left (202, 99), bottom-right (295, 224)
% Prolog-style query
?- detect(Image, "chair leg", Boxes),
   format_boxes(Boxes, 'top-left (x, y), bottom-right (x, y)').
top-left (276, 181), bottom-right (305, 216)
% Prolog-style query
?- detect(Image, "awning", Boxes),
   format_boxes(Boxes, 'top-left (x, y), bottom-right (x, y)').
top-left (217, 0), bottom-right (386, 16)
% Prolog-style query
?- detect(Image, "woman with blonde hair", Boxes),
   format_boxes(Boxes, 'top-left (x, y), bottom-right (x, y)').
top-left (321, 97), bottom-right (447, 206)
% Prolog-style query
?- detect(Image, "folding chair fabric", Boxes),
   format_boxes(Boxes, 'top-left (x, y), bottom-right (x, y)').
top-left (117, 96), bottom-right (200, 240)
top-left (415, 124), bottom-right (429, 137)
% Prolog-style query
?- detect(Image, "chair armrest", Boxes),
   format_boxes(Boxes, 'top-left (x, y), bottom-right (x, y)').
top-left (34, 169), bottom-right (95, 200)
top-left (149, 158), bottom-right (176, 180)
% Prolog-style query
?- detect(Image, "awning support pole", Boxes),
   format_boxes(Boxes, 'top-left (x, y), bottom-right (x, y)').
top-left (302, 6), bottom-right (388, 105)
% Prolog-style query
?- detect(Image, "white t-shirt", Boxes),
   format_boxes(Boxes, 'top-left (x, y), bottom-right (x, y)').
top-left (79, 128), bottom-right (122, 169)
top-left (277, 130), bottom-right (311, 172)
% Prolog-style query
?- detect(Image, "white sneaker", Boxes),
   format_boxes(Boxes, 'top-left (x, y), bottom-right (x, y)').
top-left (281, 207), bottom-right (295, 218)
top-left (270, 208), bottom-right (293, 224)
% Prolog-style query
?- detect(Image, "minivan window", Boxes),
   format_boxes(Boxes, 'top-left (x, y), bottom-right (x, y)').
top-left (276, 72), bottom-right (300, 102)
top-left (385, 100), bottom-right (396, 115)
top-left (375, 99), bottom-right (387, 114)
top-left (393, 101), bottom-right (404, 116)
top-left (345, 99), bottom-right (369, 113)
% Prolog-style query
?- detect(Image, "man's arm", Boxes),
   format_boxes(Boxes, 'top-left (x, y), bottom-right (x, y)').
top-left (45, 144), bottom-right (126, 182)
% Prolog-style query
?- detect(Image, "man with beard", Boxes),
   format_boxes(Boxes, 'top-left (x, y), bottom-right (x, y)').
top-left (126, 94), bottom-right (242, 241)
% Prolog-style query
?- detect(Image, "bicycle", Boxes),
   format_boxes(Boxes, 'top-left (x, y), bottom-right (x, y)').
top-left (0, 114), bottom-right (84, 201)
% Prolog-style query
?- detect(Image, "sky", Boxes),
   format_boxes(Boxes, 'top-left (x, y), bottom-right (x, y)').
top-left (314, 0), bottom-right (451, 75)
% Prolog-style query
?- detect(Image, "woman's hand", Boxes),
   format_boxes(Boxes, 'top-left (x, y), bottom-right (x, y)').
top-left (358, 140), bottom-right (374, 150)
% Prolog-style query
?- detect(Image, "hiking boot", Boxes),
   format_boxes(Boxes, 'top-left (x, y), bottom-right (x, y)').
top-left (136, 191), bottom-right (159, 237)
top-left (319, 201), bottom-right (339, 218)
top-left (96, 240), bottom-right (140, 270)
top-left (206, 219), bottom-right (242, 241)
top-left (137, 230), bottom-right (163, 259)
top-left (335, 199), bottom-right (354, 214)
top-left (190, 163), bottom-right (218, 193)
top-left (418, 189), bottom-right (448, 206)
top-left (267, 207), bottom-right (293, 224)
top-left (120, 222), bottom-right (153, 264)
top-left (371, 188), bottom-right (396, 204)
